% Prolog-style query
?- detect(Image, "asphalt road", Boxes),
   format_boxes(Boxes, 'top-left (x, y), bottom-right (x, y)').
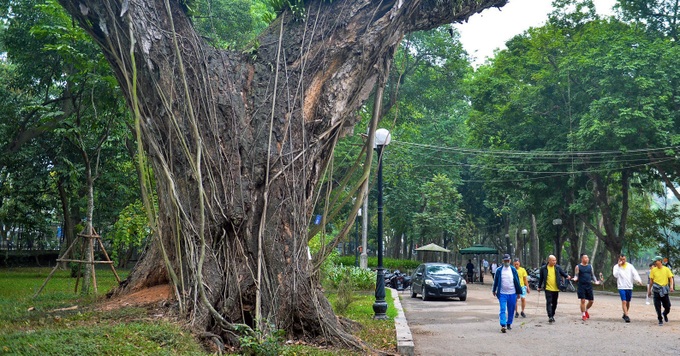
top-left (399, 281), bottom-right (680, 356)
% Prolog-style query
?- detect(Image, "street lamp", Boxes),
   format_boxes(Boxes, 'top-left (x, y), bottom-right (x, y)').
top-left (521, 229), bottom-right (528, 264)
top-left (355, 208), bottom-right (361, 267)
top-left (373, 128), bottom-right (390, 320)
top-left (552, 219), bottom-right (562, 264)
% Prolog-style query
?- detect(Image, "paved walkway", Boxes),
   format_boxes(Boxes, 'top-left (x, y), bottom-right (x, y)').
top-left (396, 282), bottom-right (680, 356)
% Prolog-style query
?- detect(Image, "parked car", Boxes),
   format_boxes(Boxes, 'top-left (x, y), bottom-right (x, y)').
top-left (410, 263), bottom-right (467, 301)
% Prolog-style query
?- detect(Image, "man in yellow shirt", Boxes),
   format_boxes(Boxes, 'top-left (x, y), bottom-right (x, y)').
top-left (538, 255), bottom-right (571, 323)
top-left (647, 256), bottom-right (675, 326)
top-left (514, 258), bottom-right (530, 318)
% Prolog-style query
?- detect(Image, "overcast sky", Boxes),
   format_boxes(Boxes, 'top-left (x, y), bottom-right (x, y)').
top-left (454, 0), bottom-right (618, 66)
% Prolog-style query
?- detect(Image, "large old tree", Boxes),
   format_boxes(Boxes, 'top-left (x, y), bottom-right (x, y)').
top-left (58, 0), bottom-right (506, 347)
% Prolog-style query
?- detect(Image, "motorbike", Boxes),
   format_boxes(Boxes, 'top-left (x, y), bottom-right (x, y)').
top-left (560, 277), bottom-right (576, 292)
top-left (527, 268), bottom-right (540, 290)
top-left (387, 269), bottom-right (411, 291)
top-left (383, 269), bottom-right (394, 284)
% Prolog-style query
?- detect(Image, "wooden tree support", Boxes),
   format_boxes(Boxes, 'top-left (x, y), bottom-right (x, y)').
top-left (34, 230), bottom-right (121, 298)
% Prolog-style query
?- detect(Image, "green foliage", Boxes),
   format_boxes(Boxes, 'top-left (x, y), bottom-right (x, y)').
top-left (0, 0), bottom-right (138, 254)
top-left (323, 263), bottom-right (375, 291)
top-left (466, 6), bottom-right (680, 257)
top-left (109, 200), bottom-right (151, 263)
top-left (239, 326), bottom-right (285, 356)
top-left (617, 0), bottom-right (680, 40)
top-left (333, 271), bottom-right (356, 313)
top-left (335, 256), bottom-right (421, 272)
top-left (265, 0), bottom-right (333, 20)
top-left (189, 0), bottom-right (262, 49)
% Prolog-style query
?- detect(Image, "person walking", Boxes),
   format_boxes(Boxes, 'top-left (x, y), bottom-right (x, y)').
top-left (573, 254), bottom-right (600, 321)
top-left (663, 257), bottom-right (673, 270)
top-left (491, 261), bottom-right (498, 280)
top-left (492, 254), bottom-right (522, 333)
top-left (648, 256), bottom-right (675, 326)
top-left (537, 255), bottom-right (571, 323)
top-left (466, 259), bottom-right (475, 283)
top-left (513, 258), bottom-right (529, 318)
top-left (612, 253), bottom-right (642, 323)
top-left (483, 258), bottom-right (489, 275)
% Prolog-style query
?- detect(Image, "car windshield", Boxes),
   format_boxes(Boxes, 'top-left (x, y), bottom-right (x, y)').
top-left (427, 265), bottom-right (458, 276)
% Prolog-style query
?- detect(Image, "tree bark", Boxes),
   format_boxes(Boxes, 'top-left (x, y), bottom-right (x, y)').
top-left (57, 0), bottom-right (507, 346)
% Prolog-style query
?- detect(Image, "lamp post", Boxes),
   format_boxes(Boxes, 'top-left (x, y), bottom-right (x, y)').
top-left (521, 229), bottom-right (528, 264)
top-left (373, 128), bottom-right (390, 320)
top-left (505, 233), bottom-right (511, 255)
top-left (552, 219), bottom-right (562, 264)
top-left (355, 208), bottom-right (361, 267)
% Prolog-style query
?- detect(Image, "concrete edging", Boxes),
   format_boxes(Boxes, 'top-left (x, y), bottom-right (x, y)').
top-left (389, 287), bottom-right (414, 356)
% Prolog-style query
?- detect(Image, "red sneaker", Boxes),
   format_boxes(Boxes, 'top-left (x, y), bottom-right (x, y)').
top-left (582, 315), bottom-right (587, 321)
top-left (585, 311), bottom-right (590, 319)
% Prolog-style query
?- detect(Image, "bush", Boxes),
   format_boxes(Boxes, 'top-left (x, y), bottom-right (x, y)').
top-left (324, 263), bottom-right (375, 291)
top-left (336, 256), bottom-right (420, 273)
top-left (239, 326), bottom-right (285, 356)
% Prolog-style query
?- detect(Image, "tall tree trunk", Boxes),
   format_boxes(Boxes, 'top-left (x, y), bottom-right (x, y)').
top-left (531, 214), bottom-right (539, 268)
top-left (56, 175), bottom-right (79, 269)
top-left (58, 0), bottom-right (507, 346)
top-left (581, 171), bottom-right (630, 266)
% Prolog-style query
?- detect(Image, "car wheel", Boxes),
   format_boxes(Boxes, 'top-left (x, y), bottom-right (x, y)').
top-left (459, 294), bottom-right (467, 301)
top-left (410, 286), bottom-right (417, 298)
top-left (421, 290), bottom-right (429, 301)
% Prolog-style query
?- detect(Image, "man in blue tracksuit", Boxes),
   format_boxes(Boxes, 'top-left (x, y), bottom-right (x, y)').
top-left (492, 254), bottom-right (522, 333)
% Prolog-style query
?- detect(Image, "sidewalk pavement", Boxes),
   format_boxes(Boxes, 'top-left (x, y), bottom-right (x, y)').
top-left (391, 283), bottom-right (679, 355)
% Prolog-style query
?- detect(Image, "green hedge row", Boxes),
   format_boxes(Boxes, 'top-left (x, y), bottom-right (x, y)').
top-left (336, 256), bottom-right (421, 272)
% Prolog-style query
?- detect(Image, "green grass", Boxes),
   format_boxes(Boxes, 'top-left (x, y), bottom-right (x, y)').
top-left (0, 268), bottom-right (397, 355)
top-left (326, 289), bottom-right (398, 353)
top-left (0, 267), bottom-right (205, 355)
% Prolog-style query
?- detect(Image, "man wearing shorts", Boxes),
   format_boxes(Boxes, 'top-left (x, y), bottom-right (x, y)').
top-left (574, 254), bottom-right (600, 321)
top-left (514, 258), bottom-right (530, 318)
top-left (612, 254), bottom-right (642, 322)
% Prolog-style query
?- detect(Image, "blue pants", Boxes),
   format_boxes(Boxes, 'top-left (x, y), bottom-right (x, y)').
top-left (499, 293), bottom-right (517, 326)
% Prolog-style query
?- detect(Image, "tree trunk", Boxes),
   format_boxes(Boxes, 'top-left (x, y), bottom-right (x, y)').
top-left (531, 214), bottom-right (539, 268)
top-left (582, 171), bottom-right (629, 267)
top-left (56, 175), bottom-right (79, 269)
top-left (58, 0), bottom-right (507, 346)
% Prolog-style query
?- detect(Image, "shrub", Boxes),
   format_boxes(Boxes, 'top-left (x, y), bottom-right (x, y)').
top-left (336, 256), bottom-right (420, 273)
top-left (324, 263), bottom-right (375, 291)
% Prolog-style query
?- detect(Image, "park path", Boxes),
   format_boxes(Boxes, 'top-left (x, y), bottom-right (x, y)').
top-left (399, 282), bottom-right (680, 356)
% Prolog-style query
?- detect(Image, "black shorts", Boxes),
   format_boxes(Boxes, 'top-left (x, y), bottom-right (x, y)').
top-left (577, 285), bottom-right (594, 300)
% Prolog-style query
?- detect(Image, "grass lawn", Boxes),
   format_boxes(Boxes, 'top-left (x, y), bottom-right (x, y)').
top-left (0, 267), bottom-right (396, 355)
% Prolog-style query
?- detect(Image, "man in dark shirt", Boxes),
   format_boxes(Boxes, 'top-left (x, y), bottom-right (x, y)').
top-left (574, 254), bottom-right (600, 321)
top-left (466, 259), bottom-right (475, 283)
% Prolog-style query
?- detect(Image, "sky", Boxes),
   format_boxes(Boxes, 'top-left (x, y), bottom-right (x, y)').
top-left (454, 0), bottom-right (618, 66)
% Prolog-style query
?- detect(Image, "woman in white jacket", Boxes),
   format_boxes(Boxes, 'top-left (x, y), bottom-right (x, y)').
top-left (612, 254), bottom-right (643, 322)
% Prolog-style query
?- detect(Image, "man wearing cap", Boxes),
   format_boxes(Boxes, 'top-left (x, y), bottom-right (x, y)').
top-left (492, 254), bottom-right (522, 333)
top-left (538, 255), bottom-right (571, 323)
top-left (648, 256), bottom-right (675, 326)
top-left (612, 254), bottom-right (642, 322)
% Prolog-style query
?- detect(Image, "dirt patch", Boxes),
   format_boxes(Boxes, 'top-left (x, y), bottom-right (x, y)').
top-left (98, 284), bottom-right (173, 311)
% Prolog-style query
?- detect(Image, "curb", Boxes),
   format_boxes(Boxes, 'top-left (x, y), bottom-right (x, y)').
top-left (389, 287), bottom-right (414, 356)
